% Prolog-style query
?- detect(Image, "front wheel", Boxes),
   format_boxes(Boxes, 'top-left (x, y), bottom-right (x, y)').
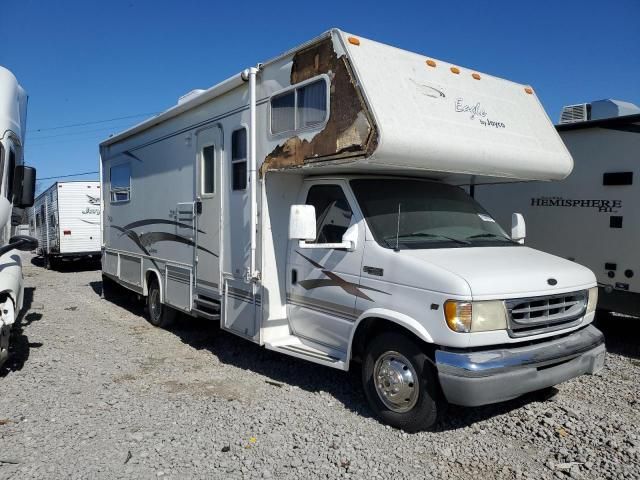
top-left (146, 277), bottom-right (175, 328)
top-left (362, 332), bottom-right (441, 432)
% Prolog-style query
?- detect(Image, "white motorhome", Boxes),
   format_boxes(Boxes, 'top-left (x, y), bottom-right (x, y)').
top-left (476, 99), bottom-right (640, 317)
top-left (29, 181), bottom-right (101, 269)
top-left (0, 66), bottom-right (37, 367)
top-left (100, 30), bottom-right (605, 430)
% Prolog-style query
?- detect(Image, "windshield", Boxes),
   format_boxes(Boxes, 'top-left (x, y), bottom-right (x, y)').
top-left (350, 179), bottom-right (517, 250)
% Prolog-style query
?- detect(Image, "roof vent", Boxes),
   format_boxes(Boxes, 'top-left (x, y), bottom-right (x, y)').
top-left (559, 103), bottom-right (590, 124)
top-left (559, 99), bottom-right (640, 124)
top-left (178, 89), bottom-right (205, 105)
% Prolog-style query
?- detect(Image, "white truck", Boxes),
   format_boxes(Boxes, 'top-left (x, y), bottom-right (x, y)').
top-left (29, 181), bottom-right (102, 269)
top-left (100, 30), bottom-right (605, 431)
top-left (0, 66), bottom-right (37, 367)
top-left (476, 99), bottom-right (640, 317)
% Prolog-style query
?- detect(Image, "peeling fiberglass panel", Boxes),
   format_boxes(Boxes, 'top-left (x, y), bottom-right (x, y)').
top-left (261, 37), bottom-right (378, 175)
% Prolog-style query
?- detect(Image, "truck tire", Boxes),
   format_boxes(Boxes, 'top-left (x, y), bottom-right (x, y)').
top-left (362, 332), bottom-right (441, 432)
top-left (146, 277), bottom-right (175, 329)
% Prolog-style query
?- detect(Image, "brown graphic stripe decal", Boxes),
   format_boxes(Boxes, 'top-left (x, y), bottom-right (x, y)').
top-left (296, 251), bottom-right (390, 301)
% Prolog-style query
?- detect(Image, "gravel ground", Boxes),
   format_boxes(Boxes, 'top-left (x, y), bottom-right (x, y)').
top-left (0, 252), bottom-right (639, 479)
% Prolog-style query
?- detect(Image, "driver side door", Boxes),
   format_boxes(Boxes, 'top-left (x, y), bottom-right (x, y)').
top-left (287, 181), bottom-right (364, 352)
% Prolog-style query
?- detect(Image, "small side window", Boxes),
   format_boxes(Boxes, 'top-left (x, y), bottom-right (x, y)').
top-left (201, 145), bottom-right (215, 194)
top-left (35, 213), bottom-right (41, 227)
top-left (0, 144), bottom-right (4, 199)
top-left (231, 128), bottom-right (247, 191)
top-left (110, 163), bottom-right (131, 202)
top-left (50, 214), bottom-right (56, 227)
top-left (305, 185), bottom-right (353, 244)
top-left (270, 78), bottom-right (328, 135)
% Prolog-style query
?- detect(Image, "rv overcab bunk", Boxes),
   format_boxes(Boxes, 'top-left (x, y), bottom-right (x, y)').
top-left (100, 30), bottom-right (605, 431)
top-left (0, 66), bottom-right (37, 367)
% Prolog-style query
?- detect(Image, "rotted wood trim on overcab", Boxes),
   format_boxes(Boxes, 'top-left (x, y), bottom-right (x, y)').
top-left (260, 37), bottom-right (379, 176)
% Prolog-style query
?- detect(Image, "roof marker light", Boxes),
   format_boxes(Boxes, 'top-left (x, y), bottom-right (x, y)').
top-left (348, 36), bottom-right (360, 46)
top-left (472, 73), bottom-right (481, 80)
top-left (426, 59), bottom-right (436, 67)
top-left (524, 87), bottom-right (534, 94)
top-left (450, 67), bottom-right (460, 74)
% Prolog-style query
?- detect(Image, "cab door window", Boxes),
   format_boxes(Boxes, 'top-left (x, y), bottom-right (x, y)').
top-left (305, 185), bottom-right (353, 243)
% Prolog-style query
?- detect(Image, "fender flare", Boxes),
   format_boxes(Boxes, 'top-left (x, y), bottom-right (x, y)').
top-left (143, 268), bottom-right (164, 302)
top-left (347, 308), bottom-right (435, 362)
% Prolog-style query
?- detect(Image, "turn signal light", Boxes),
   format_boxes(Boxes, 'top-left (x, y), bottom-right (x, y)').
top-left (450, 67), bottom-right (460, 74)
top-left (426, 59), bottom-right (437, 67)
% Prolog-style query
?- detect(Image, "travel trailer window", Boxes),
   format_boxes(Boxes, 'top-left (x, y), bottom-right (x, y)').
top-left (110, 163), bottom-right (131, 202)
top-left (35, 213), bottom-right (41, 227)
top-left (0, 144), bottom-right (4, 198)
top-left (270, 77), bottom-right (328, 134)
top-left (50, 214), bottom-right (56, 227)
top-left (351, 179), bottom-right (514, 250)
top-left (231, 128), bottom-right (247, 191)
top-left (305, 185), bottom-right (353, 244)
top-left (201, 145), bottom-right (215, 194)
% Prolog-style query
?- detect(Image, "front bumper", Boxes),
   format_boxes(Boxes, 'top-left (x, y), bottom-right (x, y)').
top-left (435, 324), bottom-right (605, 407)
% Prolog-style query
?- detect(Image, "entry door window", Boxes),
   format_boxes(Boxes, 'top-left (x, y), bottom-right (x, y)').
top-left (305, 185), bottom-right (353, 243)
top-left (201, 145), bottom-right (215, 195)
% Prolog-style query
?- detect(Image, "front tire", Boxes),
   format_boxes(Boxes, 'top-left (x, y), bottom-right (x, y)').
top-left (362, 332), bottom-right (441, 432)
top-left (146, 277), bottom-right (175, 328)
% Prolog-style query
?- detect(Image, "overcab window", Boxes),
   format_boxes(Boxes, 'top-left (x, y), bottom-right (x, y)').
top-left (270, 78), bottom-right (328, 135)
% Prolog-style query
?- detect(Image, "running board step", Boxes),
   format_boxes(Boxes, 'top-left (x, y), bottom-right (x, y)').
top-left (265, 338), bottom-right (347, 370)
top-left (191, 308), bottom-right (220, 321)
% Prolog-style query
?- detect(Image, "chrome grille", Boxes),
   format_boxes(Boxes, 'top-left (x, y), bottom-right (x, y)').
top-left (506, 291), bottom-right (587, 338)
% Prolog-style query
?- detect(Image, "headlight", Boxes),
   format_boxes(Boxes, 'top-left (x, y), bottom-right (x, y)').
top-left (444, 300), bottom-right (508, 333)
top-left (587, 287), bottom-right (598, 314)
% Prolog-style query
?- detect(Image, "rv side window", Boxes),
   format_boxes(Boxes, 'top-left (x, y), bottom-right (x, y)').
top-left (6, 148), bottom-right (15, 201)
top-left (270, 78), bottom-right (328, 134)
top-left (35, 213), bottom-right (40, 227)
top-left (201, 145), bottom-right (215, 194)
top-left (231, 128), bottom-right (247, 191)
top-left (305, 185), bottom-right (353, 244)
top-left (50, 214), bottom-right (56, 227)
top-left (110, 163), bottom-right (131, 202)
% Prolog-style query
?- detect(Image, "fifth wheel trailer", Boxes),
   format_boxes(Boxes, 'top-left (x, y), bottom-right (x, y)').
top-left (0, 66), bottom-right (37, 367)
top-left (100, 29), bottom-right (604, 431)
top-left (29, 181), bottom-right (102, 269)
top-left (476, 100), bottom-right (640, 317)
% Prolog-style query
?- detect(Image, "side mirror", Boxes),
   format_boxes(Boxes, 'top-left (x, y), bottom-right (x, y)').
top-left (511, 213), bottom-right (526, 244)
top-left (13, 165), bottom-right (36, 208)
top-left (289, 205), bottom-right (316, 241)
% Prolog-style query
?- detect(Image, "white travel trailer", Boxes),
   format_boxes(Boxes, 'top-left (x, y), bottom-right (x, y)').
top-left (29, 181), bottom-right (101, 269)
top-left (476, 99), bottom-right (640, 317)
top-left (0, 66), bottom-right (37, 367)
top-left (100, 30), bottom-right (605, 430)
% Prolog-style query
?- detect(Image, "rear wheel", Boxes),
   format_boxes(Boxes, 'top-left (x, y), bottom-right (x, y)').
top-left (146, 277), bottom-right (175, 328)
top-left (362, 332), bottom-right (441, 432)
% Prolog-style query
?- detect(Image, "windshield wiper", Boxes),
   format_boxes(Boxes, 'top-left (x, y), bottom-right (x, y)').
top-left (386, 232), bottom-right (471, 245)
top-left (466, 233), bottom-right (513, 242)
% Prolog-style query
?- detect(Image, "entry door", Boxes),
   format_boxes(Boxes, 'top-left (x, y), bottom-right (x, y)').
top-left (287, 182), bottom-right (364, 352)
top-left (195, 126), bottom-right (222, 295)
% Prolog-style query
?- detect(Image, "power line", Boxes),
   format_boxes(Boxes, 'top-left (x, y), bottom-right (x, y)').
top-left (36, 171), bottom-right (99, 181)
top-left (28, 112), bottom-right (159, 133)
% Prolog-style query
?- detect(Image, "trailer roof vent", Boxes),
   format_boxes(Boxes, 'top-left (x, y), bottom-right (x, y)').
top-left (559, 99), bottom-right (640, 124)
top-left (559, 103), bottom-right (590, 124)
top-left (178, 89), bottom-right (206, 105)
